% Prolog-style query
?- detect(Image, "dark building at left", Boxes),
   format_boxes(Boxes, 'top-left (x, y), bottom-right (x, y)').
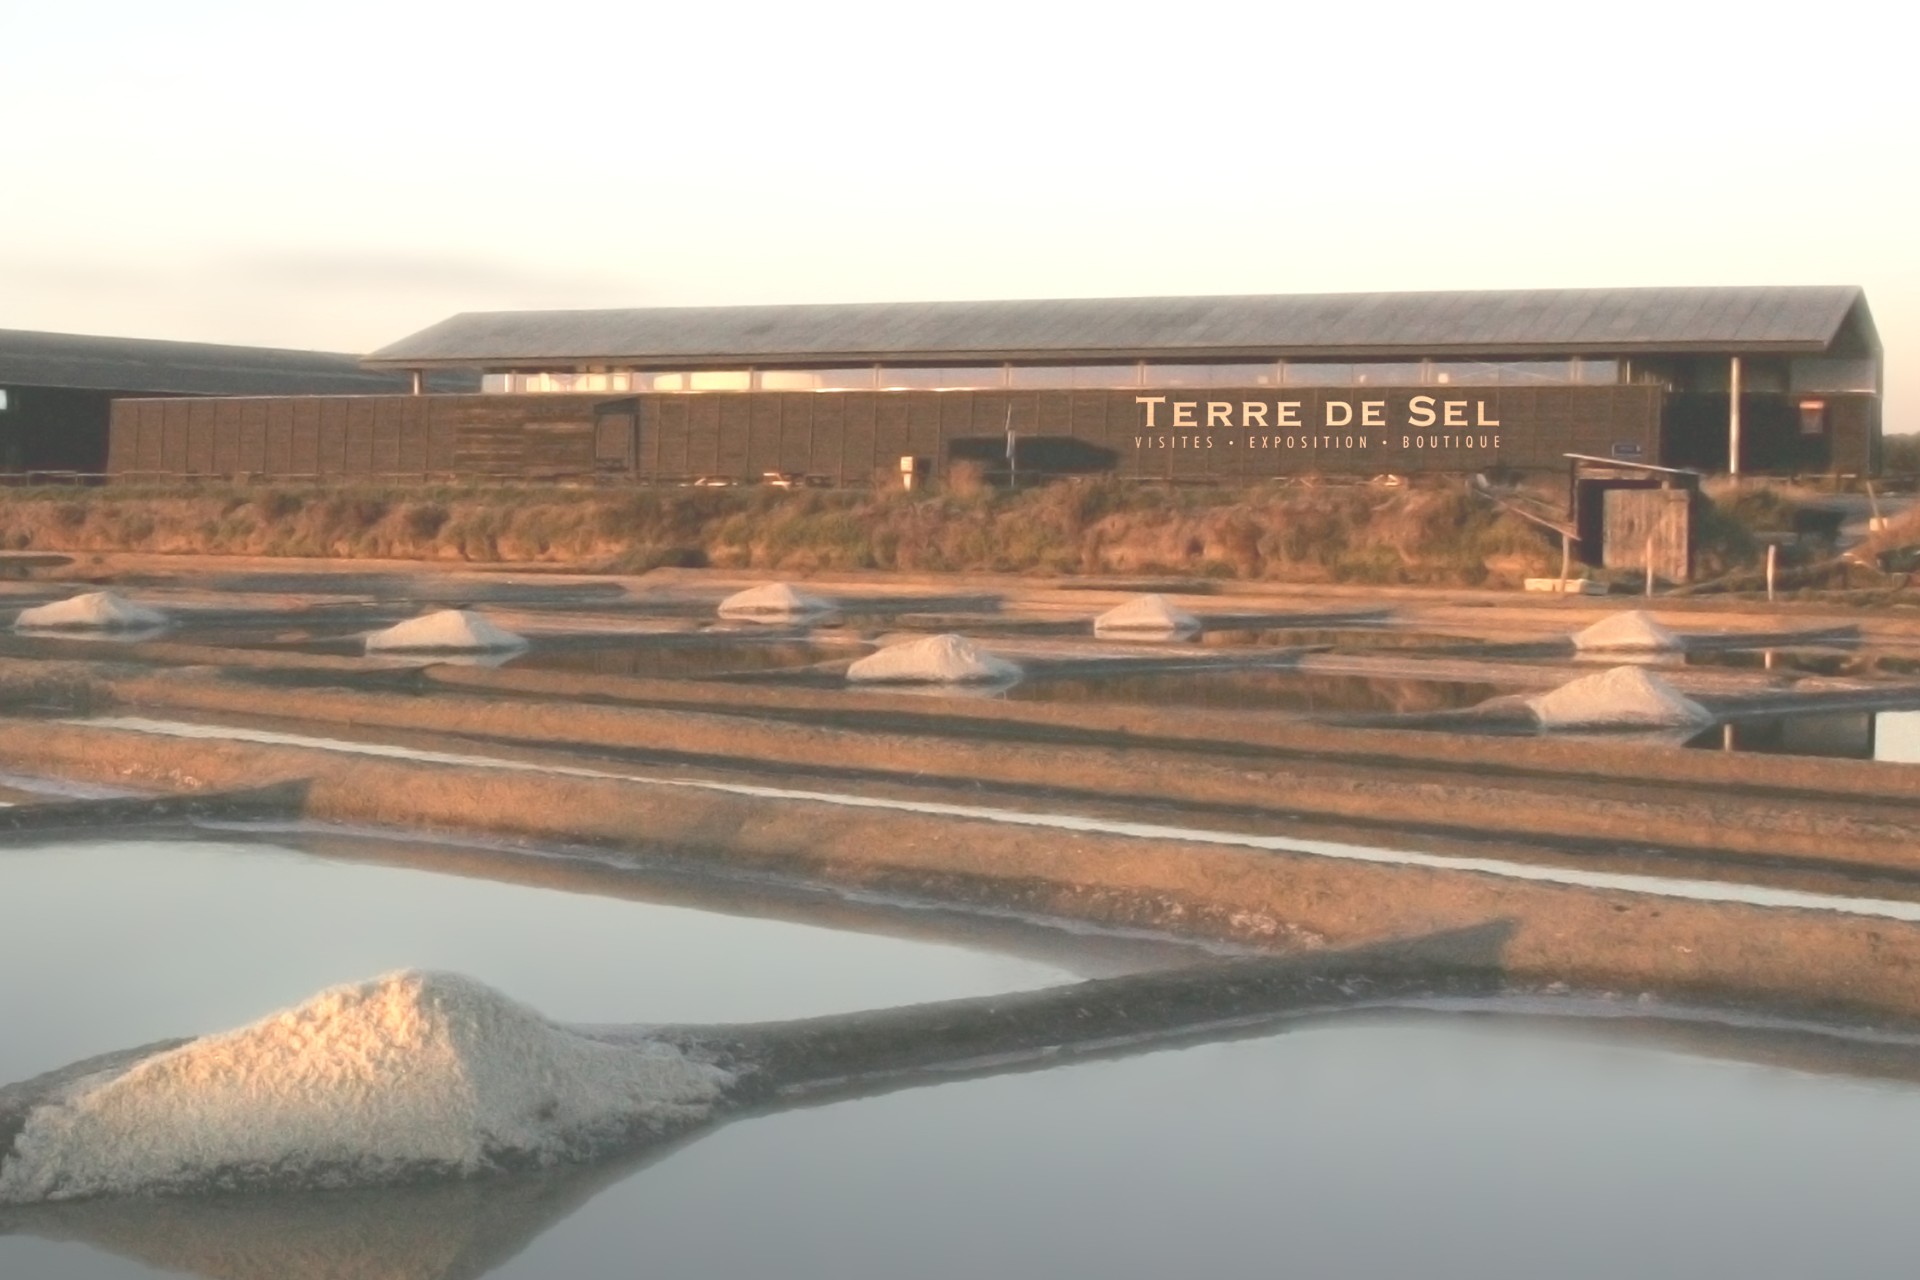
top-left (0, 328), bottom-right (450, 477)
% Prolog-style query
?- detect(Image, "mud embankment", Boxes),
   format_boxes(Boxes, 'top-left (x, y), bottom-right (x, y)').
top-left (8, 716), bottom-right (1920, 1030)
top-left (15, 658), bottom-right (1919, 871)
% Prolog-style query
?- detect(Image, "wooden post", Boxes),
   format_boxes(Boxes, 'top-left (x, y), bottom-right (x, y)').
top-left (1560, 532), bottom-right (1572, 588)
top-left (1766, 543), bottom-right (1777, 602)
top-left (1728, 355), bottom-right (1742, 477)
top-left (1722, 723), bottom-right (1735, 751)
top-left (1004, 403), bottom-right (1017, 492)
top-left (1644, 533), bottom-right (1655, 597)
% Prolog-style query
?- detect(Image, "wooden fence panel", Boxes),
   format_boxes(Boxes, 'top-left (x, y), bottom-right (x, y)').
top-left (685, 398), bottom-right (722, 476)
top-left (317, 400), bottom-right (350, 475)
top-left (344, 399), bottom-right (376, 474)
top-left (396, 397), bottom-right (430, 473)
top-left (746, 396), bottom-right (783, 475)
top-left (1603, 487), bottom-right (1693, 582)
top-left (264, 399), bottom-right (294, 474)
top-left (873, 397), bottom-right (911, 473)
top-left (291, 399), bottom-right (322, 475)
top-left (185, 400), bottom-right (216, 474)
top-left (655, 397), bottom-right (690, 477)
top-left (808, 395), bottom-right (847, 482)
top-left (777, 395), bottom-right (813, 474)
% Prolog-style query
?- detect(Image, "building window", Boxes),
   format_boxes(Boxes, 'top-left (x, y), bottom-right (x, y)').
top-left (496, 371), bottom-right (634, 393)
top-left (1799, 400), bottom-right (1827, 436)
top-left (1790, 358), bottom-right (1876, 394)
top-left (640, 371), bottom-right (751, 392)
top-left (1428, 360), bottom-right (1576, 385)
top-left (1146, 362), bottom-right (1282, 388)
top-left (878, 366), bottom-right (1008, 391)
top-left (1352, 362), bottom-right (1424, 386)
top-left (1073, 364), bottom-right (1142, 389)
top-left (685, 371), bottom-right (750, 392)
top-left (1280, 363), bottom-right (1354, 387)
top-left (1577, 359), bottom-right (1620, 384)
top-left (758, 368), bottom-right (878, 391)
top-left (1005, 364), bottom-right (1142, 389)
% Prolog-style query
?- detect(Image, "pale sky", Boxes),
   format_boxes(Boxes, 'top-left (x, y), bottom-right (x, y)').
top-left (5, 2), bottom-right (1915, 430)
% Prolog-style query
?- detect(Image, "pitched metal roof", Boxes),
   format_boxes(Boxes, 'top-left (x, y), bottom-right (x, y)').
top-left (365, 286), bottom-right (1873, 369)
top-left (0, 328), bottom-right (417, 395)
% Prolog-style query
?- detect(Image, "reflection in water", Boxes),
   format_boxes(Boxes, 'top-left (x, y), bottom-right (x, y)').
top-left (1197, 625), bottom-right (1454, 651)
top-left (0, 1162), bottom-right (630, 1280)
top-left (11, 1005), bottom-right (1920, 1280)
top-left (1686, 648), bottom-right (1855, 676)
top-left (506, 639), bottom-right (851, 680)
top-left (1685, 709), bottom-right (1920, 763)
top-left (1685, 647), bottom-right (1919, 680)
top-left (0, 836), bottom-right (1082, 1088)
top-left (1008, 668), bottom-right (1499, 714)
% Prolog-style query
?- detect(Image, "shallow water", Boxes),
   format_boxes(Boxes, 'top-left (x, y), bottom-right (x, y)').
top-left (10, 1010), bottom-right (1920, 1279)
top-left (1005, 667), bottom-right (1501, 714)
top-left (1685, 647), bottom-right (1920, 679)
top-left (1684, 708), bottom-right (1920, 763)
top-left (1195, 624), bottom-right (1457, 650)
top-left (0, 834), bottom-right (1078, 1086)
top-left (499, 1015), bottom-right (1920, 1280)
top-left (504, 636), bottom-right (854, 679)
top-left (65, 716), bottom-right (1920, 921)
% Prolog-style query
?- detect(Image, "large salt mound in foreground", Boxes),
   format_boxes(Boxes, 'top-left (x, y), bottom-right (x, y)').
top-left (1527, 665), bottom-right (1713, 730)
top-left (365, 609), bottom-right (528, 653)
top-left (717, 582), bottom-right (835, 621)
top-left (846, 633), bottom-right (1021, 684)
top-left (1093, 594), bottom-right (1201, 637)
top-left (1571, 610), bottom-right (1685, 653)
top-left (0, 971), bottom-right (729, 1204)
top-left (13, 591), bottom-right (169, 632)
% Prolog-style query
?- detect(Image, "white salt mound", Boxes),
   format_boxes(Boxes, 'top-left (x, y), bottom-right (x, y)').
top-left (846, 633), bottom-right (1022, 684)
top-left (365, 609), bottom-right (527, 653)
top-left (0, 971), bottom-right (729, 1204)
top-left (1093, 594), bottom-right (1201, 637)
top-left (13, 591), bottom-right (169, 632)
top-left (1527, 665), bottom-right (1713, 730)
top-left (717, 582), bottom-right (835, 621)
top-left (1572, 610), bottom-right (1685, 653)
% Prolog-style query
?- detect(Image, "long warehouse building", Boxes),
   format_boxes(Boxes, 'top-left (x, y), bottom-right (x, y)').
top-left (101, 286), bottom-right (1882, 483)
top-left (0, 328), bottom-right (456, 477)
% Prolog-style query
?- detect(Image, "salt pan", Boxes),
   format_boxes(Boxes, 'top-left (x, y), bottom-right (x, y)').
top-left (365, 610), bottom-right (527, 653)
top-left (0, 971), bottom-right (728, 1203)
top-left (1571, 610), bottom-right (1685, 653)
top-left (846, 633), bottom-right (1022, 684)
top-left (717, 583), bottom-right (835, 621)
top-left (1092, 594), bottom-right (1201, 638)
top-left (1527, 665), bottom-right (1713, 730)
top-left (13, 592), bottom-right (169, 632)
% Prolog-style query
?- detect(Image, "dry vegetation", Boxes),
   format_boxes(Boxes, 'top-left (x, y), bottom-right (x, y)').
top-left (0, 473), bottom-right (1885, 589)
top-left (1884, 434), bottom-right (1920, 476)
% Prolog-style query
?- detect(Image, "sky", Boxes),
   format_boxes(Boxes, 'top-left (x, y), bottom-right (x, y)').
top-left (5, 2), bottom-right (1916, 430)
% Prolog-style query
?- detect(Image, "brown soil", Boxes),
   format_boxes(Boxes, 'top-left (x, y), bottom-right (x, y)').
top-left (6, 555), bottom-right (1920, 1031)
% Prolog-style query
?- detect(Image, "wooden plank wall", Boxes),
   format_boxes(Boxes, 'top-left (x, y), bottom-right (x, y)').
top-left (1602, 488), bottom-right (1694, 583)
top-left (108, 395), bottom-right (601, 480)
top-left (106, 386), bottom-right (1664, 484)
top-left (1829, 395), bottom-right (1878, 474)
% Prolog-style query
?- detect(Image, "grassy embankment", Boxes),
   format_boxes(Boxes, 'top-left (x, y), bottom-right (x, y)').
top-left (0, 472), bottom-right (1901, 590)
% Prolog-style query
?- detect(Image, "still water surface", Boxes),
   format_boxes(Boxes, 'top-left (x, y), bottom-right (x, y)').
top-left (6, 837), bottom-right (1920, 1278)
top-left (0, 835), bottom-right (1074, 1086)
top-left (1685, 707), bottom-right (1920, 763)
